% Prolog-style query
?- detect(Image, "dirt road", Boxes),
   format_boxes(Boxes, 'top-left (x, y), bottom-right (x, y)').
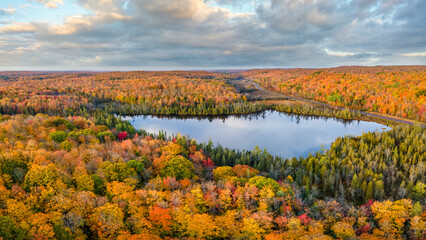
top-left (250, 81), bottom-right (425, 126)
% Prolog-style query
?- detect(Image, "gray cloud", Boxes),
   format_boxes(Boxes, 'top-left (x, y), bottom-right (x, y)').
top-left (0, 0), bottom-right (425, 70)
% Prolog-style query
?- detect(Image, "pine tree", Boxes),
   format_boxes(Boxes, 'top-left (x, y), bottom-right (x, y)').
top-left (351, 174), bottom-right (359, 189)
top-left (374, 180), bottom-right (385, 200)
top-left (365, 181), bottom-right (374, 201)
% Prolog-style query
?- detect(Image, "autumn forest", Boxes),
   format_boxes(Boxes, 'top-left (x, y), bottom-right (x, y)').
top-left (0, 66), bottom-right (425, 240)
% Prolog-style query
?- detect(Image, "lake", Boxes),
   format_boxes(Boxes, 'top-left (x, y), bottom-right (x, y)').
top-left (123, 111), bottom-right (390, 159)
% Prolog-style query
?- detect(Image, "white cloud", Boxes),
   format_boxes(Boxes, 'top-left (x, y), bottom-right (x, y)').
top-left (0, 7), bottom-right (17, 16)
top-left (80, 56), bottom-right (102, 64)
top-left (49, 12), bottom-right (131, 35)
top-left (29, 0), bottom-right (64, 9)
top-left (324, 48), bottom-right (355, 57)
top-left (132, 0), bottom-right (231, 23)
top-left (0, 22), bottom-right (41, 33)
top-left (76, 0), bottom-right (127, 12)
top-left (400, 52), bottom-right (426, 57)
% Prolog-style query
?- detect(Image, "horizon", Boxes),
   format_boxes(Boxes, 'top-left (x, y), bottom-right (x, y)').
top-left (1, 64), bottom-right (426, 73)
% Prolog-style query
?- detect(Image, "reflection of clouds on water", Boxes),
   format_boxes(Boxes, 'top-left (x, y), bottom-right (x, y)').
top-left (221, 118), bottom-right (252, 129)
top-left (125, 111), bottom-right (390, 158)
top-left (314, 136), bottom-right (336, 146)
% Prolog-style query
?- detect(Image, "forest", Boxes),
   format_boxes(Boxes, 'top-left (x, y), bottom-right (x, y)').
top-left (0, 68), bottom-right (424, 239)
top-left (242, 66), bottom-right (426, 122)
top-left (0, 71), bottom-right (264, 116)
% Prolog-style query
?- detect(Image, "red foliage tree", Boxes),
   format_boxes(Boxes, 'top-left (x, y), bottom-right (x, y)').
top-left (356, 223), bottom-right (372, 236)
top-left (149, 206), bottom-right (172, 231)
top-left (201, 158), bottom-right (215, 167)
top-left (297, 213), bottom-right (311, 226)
top-left (118, 131), bottom-right (128, 140)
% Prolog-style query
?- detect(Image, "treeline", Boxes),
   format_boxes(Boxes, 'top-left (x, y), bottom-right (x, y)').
top-left (109, 101), bottom-right (268, 116)
top-left (272, 102), bottom-right (363, 120)
top-left (0, 114), bottom-right (424, 239)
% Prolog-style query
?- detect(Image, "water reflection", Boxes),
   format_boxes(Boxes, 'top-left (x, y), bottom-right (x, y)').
top-left (127, 111), bottom-right (357, 125)
top-left (123, 110), bottom-right (389, 159)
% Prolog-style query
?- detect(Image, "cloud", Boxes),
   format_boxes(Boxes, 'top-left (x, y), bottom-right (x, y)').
top-left (130, 0), bottom-right (232, 24)
top-left (0, 7), bottom-right (17, 16)
top-left (214, 0), bottom-right (246, 5)
top-left (0, 0), bottom-right (424, 70)
top-left (76, 0), bottom-right (127, 12)
top-left (0, 22), bottom-right (42, 33)
top-left (257, 0), bottom-right (352, 33)
top-left (324, 49), bottom-right (355, 57)
top-left (28, 0), bottom-right (64, 9)
top-left (80, 56), bottom-right (102, 64)
top-left (49, 12), bottom-right (131, 35)
top-left (401, 52), bottom-right (426, 57)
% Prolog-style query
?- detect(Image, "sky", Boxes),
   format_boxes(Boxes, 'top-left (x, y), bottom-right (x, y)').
top-left (0, 0), bottom-right (425, 70)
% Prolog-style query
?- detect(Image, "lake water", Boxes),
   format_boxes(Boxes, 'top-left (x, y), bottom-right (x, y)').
top-left (124, 111), bottom-right (390, 159)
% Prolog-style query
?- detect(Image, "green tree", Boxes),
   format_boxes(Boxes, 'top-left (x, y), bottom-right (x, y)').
top-left (49, 131), bottom-right (68, 143)
top-left (159, 156), bottom-right (195, 180)
top-left (92, 174), bottom-right (106, 195)
top-left (411, 201), bottom-right (423, 217)
top-left (411, 182), bottom-right (426, 203)
top-left (248, 176), bottom-right (280, 192)
top-left (23, 164), bottom-right (59, 190)
top-left (375, 180), bottom-right (385, 200)
top-left (365, 181), bottom-right (374, 201)
top-left (97, 131), bottom-right (116, 142)
top-left (100, 161), bottom-right (135, 182)
top-left (0, 216), bottom-right (26, 240)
